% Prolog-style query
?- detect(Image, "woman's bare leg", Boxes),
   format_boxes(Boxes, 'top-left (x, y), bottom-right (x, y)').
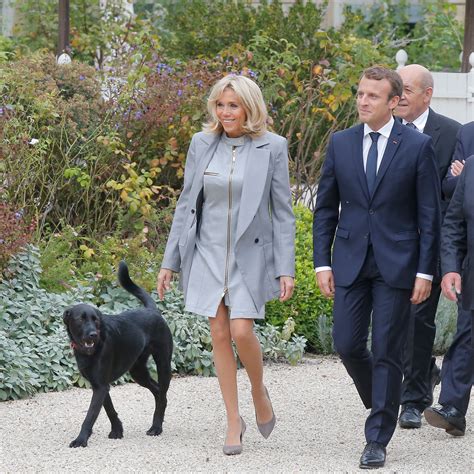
top-left (209, 302), bottom-right (242, 446)
top-left (230, 318), bottom-right (273, 424)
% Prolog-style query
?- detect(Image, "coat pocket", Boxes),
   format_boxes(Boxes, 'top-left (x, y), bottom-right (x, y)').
top-left (336, 227), bottom-right (350, 239)
top-left (394, 230), bottom-right (419, 241)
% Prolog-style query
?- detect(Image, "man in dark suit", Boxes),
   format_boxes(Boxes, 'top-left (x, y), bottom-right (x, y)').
top-left (313, 66), bottom-right (441, 469)
top-left (424, 122), bottom-right (474, 436)
top-left (394, 64), bottom-right (461, 430)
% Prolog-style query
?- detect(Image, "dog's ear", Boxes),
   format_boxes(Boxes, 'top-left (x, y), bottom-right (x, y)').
top-left (63, 309), bottom-right (72, 325)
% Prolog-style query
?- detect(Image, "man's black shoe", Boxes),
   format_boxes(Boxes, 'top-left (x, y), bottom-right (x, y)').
top-left (399, 405), bottom-right (422, 429)
top-left (359, 441), bottom-right (386, 469)
top-left (424, 404), bottom-right (466, 436)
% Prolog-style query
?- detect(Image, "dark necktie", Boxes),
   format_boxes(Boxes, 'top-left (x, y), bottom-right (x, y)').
top-left (405, 122), bottom-right (417, 131)
top-left (366, 132), bottom-right (380, 196)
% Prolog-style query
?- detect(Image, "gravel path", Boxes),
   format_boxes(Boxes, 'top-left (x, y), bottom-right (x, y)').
top-left (1, 356), bottom-right (472, 473)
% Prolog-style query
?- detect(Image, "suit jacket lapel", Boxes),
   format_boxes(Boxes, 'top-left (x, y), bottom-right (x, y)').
top-left (423, 108), bottom-right (440, 148)
top-left (353, 124), bottom-right (370, 201)
top-left (372, 120), bottom-right (403, 198)
top-left (235, 134), bottom-right (270, 243)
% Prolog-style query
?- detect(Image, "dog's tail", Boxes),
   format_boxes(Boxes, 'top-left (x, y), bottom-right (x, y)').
top-left (118, 261), bottom-right (157, 310)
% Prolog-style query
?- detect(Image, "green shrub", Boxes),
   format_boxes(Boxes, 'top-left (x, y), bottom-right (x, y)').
top-left (433, 296), bottom-right (458, 354)
top-left (0, 246), bottom-right (94, 401)
top-left (266, 204), bottom-right (333, 353)
top-left (0, 203), bottom-right (35, 271)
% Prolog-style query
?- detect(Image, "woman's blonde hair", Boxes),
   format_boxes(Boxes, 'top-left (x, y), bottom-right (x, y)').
top-left (203, 75), bottom-right (268, 137)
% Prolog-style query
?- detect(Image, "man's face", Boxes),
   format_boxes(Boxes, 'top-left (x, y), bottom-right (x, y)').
top-left (356, 76), bottom-right (399, 130)
top-left (395, 68), bottom-right (432, 122)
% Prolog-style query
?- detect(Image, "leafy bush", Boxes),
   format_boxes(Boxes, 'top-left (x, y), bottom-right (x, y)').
top-left (433, 296), bottom-right (458, 354)
top-left (266, 205), bottom-right (333, 353)
top-left (342, 0), bottom-right (463, 71)
top-left (1, 246), bottom-right (306, 401)
top-left (0, 246), bottom-right (94, 401)
top-left (0, 53), bottom-right (124, 236)
top-left (0, 203), bottom-right (35, 270)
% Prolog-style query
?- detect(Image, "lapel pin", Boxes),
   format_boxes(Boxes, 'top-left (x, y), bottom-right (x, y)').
top-left (392, 140), bottom-right (398, 144)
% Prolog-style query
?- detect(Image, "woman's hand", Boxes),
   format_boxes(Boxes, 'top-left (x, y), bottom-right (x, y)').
top-left (279, 276), bottom-right (295, 302)
top-left (157, 269), bottom-right (174, 300)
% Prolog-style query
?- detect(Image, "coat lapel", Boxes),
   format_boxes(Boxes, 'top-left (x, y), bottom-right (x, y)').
top-left (353, 124), bottom-right (370, 201)
top-left (235, 134), bottom-right (271, 243)
top-left (189, 132), bottom-right (220, 199)
top-left (371, 120), bottom-right (403, 198)
top-left (423, 108), bottom-right (440, 148)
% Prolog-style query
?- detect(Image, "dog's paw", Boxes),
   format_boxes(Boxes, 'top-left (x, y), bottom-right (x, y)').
top-left (69, 437), bottom-right (88, 448)
top-left (108, 429), bottom-right (124, 439)
top-left (146, 425), bottom-right (163, 436)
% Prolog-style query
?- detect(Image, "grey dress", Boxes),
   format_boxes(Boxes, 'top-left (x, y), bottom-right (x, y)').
top-left (184, 133), bottom-right (265, 319)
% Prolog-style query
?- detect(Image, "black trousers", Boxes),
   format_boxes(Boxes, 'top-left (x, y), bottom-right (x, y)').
top-left (401, 278), bottom-right (441, 410)
top-left (438, 305), bottom-right (474, 415)
top-left (332, 247), bottom-right (411, 447)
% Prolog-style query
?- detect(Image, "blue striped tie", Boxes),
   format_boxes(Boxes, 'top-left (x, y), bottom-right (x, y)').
top-left (406, 122), bottom-right (417, 131)
top-left (366, 132), bottom-right (380, 196)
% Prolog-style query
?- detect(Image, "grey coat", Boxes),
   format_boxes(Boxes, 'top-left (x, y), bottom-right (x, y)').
top-left (161, 130), bottom-right (295, 311)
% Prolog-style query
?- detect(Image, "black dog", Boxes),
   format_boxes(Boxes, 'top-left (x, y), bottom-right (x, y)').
top-left (63, 261), bottom-right (173, 448)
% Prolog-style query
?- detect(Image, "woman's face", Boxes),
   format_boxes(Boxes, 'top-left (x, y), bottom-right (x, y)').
top-left (216, 88), bottom-right (247, 138)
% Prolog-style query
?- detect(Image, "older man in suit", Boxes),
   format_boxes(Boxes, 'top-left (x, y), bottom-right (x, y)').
top-left (394, 64), bottom-right (461, 430)
top-left (424, 122), bottom-right (474, 436)
top-left (313, 66), bottom-right (440, 469)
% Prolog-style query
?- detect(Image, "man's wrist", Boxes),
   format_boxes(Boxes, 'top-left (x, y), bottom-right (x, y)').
top-left (416, 272), bottom-right (433, 282)
top-left (315, 266), bottom-right (332, 273)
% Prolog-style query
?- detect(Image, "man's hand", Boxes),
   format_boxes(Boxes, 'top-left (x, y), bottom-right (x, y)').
top-left (279, 276), bottom-right (295, 302)
top-left (315, 270), bottom-right (335, 298)
top-left (410, 277), bottom-right (432, 304)
top-left (157, 269), bottom-right (173, 300)
top-left (441, 272), bottom-right (462, 302)
top-left (451, 159), bottom-right (465, 177)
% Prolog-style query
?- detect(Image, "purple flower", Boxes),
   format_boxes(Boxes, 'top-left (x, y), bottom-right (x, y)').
top-left (0, 108), bottom-right (3, 115)
top-left (79, 75), bottom-right (85, 81)
top-left (0, 239), bottom-right (4, 244)
top-left (196, 80), bottom-right (203, 88)
top-left (134, 111), bottom-right (143, 120)
top-left (177, 90), bottom-right (183, 97)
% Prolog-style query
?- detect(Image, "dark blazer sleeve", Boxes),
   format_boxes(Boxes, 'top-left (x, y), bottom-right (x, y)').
top-left (441, 162), bottom-right (467, 276)
top-left (416, 137), bottom-right (441, 276)
top-left (442, 128), bottom-right (465, 199)
top-left (313, 134), bottom-right (340, 267)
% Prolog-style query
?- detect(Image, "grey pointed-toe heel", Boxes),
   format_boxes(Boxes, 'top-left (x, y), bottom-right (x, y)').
top-left (222, 417), bottom-right (246, 456)
top-left (256, 387), bottom-right (276, 439)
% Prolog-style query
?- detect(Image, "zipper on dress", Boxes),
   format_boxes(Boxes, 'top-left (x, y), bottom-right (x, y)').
top-left (222, 146), bottom-right (237, 298)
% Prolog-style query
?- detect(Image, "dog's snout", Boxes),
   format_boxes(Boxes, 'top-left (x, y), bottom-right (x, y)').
top-left (88, 331), bottom-right (98, 338)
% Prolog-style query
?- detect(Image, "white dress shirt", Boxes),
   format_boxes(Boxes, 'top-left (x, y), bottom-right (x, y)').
top-left (315, 116), bottom-right (432, 282)
top-left (402, 107), bottom-right (429, 133)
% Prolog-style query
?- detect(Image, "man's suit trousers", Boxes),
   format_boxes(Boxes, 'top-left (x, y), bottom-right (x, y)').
top-left (332, 246), bottom-right (411, 446)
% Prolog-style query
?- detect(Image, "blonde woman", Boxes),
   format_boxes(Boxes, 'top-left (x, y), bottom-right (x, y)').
top-left (157, 75), bottom-right (295, 455)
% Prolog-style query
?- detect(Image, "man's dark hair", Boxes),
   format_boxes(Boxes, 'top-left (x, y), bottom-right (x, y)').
top-left (361, 66), bottom-right (403, 100)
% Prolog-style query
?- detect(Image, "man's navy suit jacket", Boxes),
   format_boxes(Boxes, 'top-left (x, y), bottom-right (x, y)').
top-left (442, 156), bottom-right (474, 310)
top-left (442, 121), bottom-right (474, 199)
top-left (313, 119), bottom-right (441, 290)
